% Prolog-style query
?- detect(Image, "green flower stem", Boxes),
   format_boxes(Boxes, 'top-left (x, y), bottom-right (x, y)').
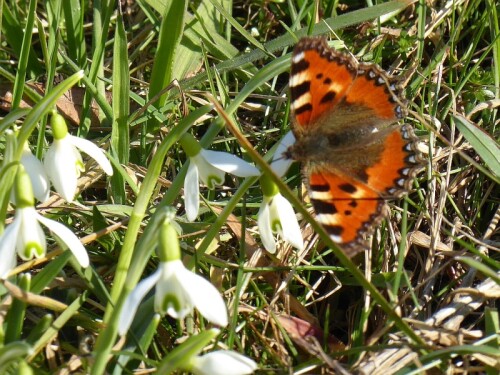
top-left (28, 291), bottom-right (88, 362)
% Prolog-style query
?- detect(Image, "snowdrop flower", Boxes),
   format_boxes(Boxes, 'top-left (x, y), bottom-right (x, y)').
top-left (44, 112), bottom-right (113, 202)
top-left (269, 131), bottom-right (295, 177)
top-left (21, 144), bottom-right (50, 202)
top-left (0, 167), bottom-right (89, 278)
top-left (257, 176), bottom-right (303, 253)
top-left (189, 350), bottom-right (257, 375)
top-left (180, 133), bottom-right (260, 221)
top-left (118, 219), bottom-right (228, 335)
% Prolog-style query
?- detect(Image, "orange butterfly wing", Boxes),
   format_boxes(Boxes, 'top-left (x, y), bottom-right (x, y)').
top-left (288, 37), bottom-right (423, 256)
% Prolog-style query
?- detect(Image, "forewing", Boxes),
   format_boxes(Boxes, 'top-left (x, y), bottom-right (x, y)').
top-left (290, 38), bottom-right (356, 130)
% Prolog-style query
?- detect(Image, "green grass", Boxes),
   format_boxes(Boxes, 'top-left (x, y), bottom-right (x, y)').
top-left (0, 0), bottom-right (499, 373)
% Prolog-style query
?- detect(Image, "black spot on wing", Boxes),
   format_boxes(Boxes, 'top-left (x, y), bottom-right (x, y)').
top-left (311, 199), bottom-right (337, 214)
top-left (310, 184), bottom-right (330, 192)
top-left (324, 225), bottom-right (343, 237)
top-left (338, 183), bottom-right (357, 194)
top-left (320, 91), bottom-right (336, 104)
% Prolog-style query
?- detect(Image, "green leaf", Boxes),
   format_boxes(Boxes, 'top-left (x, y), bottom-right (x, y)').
top-left (453, 115), bottom-right (500, 178)
top-left (111, 11), bottom-right (130, 204)
top-left (180, 0), bottom-right (414, 90)
top-left (11, 0), bottom-right (38, 109)
top-left (149, 0), bottom-right (187, 110)
top-left (62, 0), bottom-right (86, 67)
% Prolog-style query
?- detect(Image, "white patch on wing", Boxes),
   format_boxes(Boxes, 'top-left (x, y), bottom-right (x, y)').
top-left (328, 82), bottom-right (345, 94)
top-left (329, 234), bottom-right (342, 243)
top-left (309, 190), bottom-right (333, 200)
top-left (291, 94), bottom-right (312, 110)
top-left (292, 52), bottom-right (305, 64)
top-left (289, 72), bottom-right (310, 87)
top-left (316, 213), bottom-right (340, 225)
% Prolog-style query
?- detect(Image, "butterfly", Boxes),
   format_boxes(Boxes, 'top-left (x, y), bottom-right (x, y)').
top-left (286, 37), bottom-right (423, 257)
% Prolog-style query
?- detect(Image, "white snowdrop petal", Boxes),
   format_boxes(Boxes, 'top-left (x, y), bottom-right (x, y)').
top-left (274, 194), bottom-right (303, 250)
top-left (191, 351), bottom-right (257, 375)
top-left (21, 149), bottom-right (50, 202)
top-left (179, 266), bottom-right (228, 326)
top-left (185, 161), bottom-right (200, 221)
top-left (193, 153), bottom-right (225, 189)
top-left (69, 135), bottom-right (113, 176)
top-left (0, 219), bottom-right (22, 278)
top-left (257, 199), bottom-right (276, 253)
top-left (118, 270), bottom-right (161, 335)
top-left (16, 208), bottom-right (46, 260)
top-left (36, 214), bottom-right (89, 267)
top-left (44, 140), bottom-right (78, 201)
top-left (201, 150), bottom-right (259, 177)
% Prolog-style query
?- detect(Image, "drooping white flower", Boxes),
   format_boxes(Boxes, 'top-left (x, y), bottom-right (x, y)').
top-left (118, 219), bottom-right (228, 335)
top-left (118, 259), bottom-right (228, 335)
top-left (257, 177), bottom-right (303, 253)
top-left (181, 134), bottom-right (259, 221)
top-left (189, 350), bottom-right (257, 375)
top-left (43, 112), bottom-right (113, 202)
top-left (0, 168), bottom-right (89, 278)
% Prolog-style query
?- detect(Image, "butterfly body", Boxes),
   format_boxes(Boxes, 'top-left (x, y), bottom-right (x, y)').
top-left (288, 37), bottom-right (422, 256)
